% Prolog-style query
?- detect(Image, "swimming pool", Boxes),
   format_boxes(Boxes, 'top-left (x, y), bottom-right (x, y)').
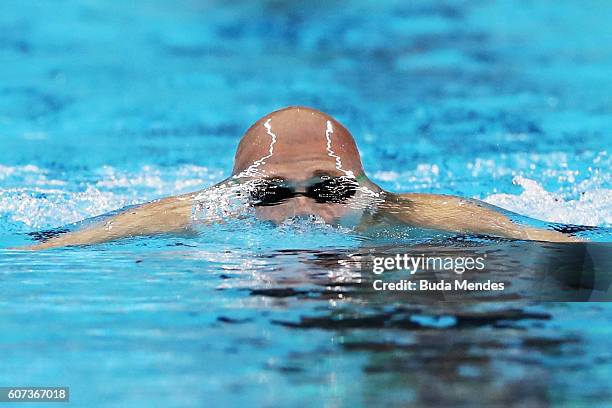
top-left (1, 0), bottom-right (611, 406)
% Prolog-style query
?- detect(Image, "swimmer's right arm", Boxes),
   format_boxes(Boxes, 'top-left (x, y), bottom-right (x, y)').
top-left (17, 192), bottom-right (197, 250)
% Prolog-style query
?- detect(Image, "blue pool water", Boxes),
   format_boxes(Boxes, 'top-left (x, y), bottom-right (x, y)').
top-left (1, 1), bottom-right (611, 406)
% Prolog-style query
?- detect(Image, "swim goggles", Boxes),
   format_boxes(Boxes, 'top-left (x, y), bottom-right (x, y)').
top-left (249, 176), bottom-right (359, 206)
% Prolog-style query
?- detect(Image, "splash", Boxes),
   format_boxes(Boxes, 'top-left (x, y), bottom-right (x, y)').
top-left (0, 186), bottom-right (130, 231)
top-left (192, 181), bottom-right (253, 223)
top-left (485, 176), bottom-right (612, 227)
top-left (192, 210), bottom-right (362, 250)
top-left (0, 164), bottom-right (223, 231)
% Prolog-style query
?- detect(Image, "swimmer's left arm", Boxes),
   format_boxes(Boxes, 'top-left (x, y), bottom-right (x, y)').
top-left (19, 193), bottom-right (196, 250)
top-left (381, 193), bottom-right (581, 243)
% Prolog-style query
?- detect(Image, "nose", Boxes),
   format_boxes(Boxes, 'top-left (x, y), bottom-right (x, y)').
top-left (291, 196), bottom-right (316, 217)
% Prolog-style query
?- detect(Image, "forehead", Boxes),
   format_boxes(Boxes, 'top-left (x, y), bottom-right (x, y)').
top-left (258, 161), bottom-right (353, 181)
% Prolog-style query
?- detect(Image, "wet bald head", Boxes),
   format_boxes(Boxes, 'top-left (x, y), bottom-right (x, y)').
top-left (232, 106), bottom-right (364, 181)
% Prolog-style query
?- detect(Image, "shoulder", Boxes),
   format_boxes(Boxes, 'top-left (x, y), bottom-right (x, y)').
top-left (387, 192), bottom-right (476, 207)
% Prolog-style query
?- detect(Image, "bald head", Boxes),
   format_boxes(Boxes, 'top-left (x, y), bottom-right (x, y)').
top-left (232, 107), bottom-right (364, 181)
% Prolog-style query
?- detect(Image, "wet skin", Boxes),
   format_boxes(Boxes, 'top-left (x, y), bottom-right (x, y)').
top-left (21, 106), bottom-right (579, 250)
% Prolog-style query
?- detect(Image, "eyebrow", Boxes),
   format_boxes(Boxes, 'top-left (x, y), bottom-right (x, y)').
top-left (260, 171), bottom-right (339, 183)
top-left (311, 170), bottom-right (341, 178)
top-left (260, 176), bottom-right (287, 183)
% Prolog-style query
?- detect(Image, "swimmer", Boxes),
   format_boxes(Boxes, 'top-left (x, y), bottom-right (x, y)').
top-left (20, 106), bottom-right (581, 250)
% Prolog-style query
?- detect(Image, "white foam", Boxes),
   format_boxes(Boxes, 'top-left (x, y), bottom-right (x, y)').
top-left (0, 186), bottom-right (132, 230)
top-left (0, 164), bottom-right (224, 231)
top-left (484, 176), bottom-right (612, 226)
top-left (192, 181), bottom-right (252, 223)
